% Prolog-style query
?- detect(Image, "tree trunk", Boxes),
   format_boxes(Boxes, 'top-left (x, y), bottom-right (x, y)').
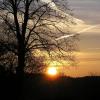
top-left (16, 41), bottom-right (25, 100)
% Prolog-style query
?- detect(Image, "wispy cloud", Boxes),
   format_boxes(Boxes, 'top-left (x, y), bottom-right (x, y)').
top-left (87, 48), bottom-right (100, 50)
top-left (77, 25), bottom-right (100, 33)
top-left (55, 34), bottom-right (75, 40)
top-left (56, 24), bottom-right (100, 41)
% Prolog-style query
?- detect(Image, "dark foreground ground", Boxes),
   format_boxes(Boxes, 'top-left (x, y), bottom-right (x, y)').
top-left (0, 73), bottom-right (100, 100)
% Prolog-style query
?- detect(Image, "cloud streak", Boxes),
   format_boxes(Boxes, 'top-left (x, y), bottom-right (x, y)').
top-left (77, 25), bottom-right (100, 33)
top-left (88, 48), bottom-right (100, 50)
top-left (56, 24), bottom-right (100, 41)
top-left (55, 34), bottom-right (76, 40)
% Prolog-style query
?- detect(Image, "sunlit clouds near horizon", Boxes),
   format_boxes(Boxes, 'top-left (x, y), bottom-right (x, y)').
top-left (33, 0), bottom-right (100, 77)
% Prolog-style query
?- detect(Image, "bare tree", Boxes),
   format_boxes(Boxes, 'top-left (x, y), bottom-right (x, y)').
top-left (0, 0), bottom-right (78, 78)
top-left (0, 1), bottom-right (79, 99)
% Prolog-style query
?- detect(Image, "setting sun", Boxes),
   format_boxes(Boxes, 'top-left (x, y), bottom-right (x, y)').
top-left (47, 67), bottom-right (58, 76)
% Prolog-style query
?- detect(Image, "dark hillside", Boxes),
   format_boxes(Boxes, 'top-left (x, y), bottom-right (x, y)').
top-left (0, 73), bottom-right (100, 100)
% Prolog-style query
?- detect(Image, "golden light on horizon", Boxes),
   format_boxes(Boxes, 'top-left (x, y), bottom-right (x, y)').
top-left (46, 61), bottom-right (62, 76)
top-left (46, 61), bottom-right (68, 76)
top-left (47, 67), bottom-right (58, 76)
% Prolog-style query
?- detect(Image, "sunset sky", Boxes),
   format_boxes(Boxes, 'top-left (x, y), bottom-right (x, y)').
top-left (41, 0), bottom-right (100, 77)
top-left (1, 0), bottom-right (100, 77)
top-left (67, 0), bottom-right (100, 77)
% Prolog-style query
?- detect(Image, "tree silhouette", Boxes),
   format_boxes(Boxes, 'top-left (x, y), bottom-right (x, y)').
top-left (0, 0), bottom-right (78, 80)
top-left (0, 0), bottom-right (79, 99)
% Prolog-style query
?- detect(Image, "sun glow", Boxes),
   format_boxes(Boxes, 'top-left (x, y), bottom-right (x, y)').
top-left (46, 61), bottom-right (66, 76)
top-left (46, 61), bottom-right (62, 76)
top-left (47, 67), bottom-right (58, 76)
